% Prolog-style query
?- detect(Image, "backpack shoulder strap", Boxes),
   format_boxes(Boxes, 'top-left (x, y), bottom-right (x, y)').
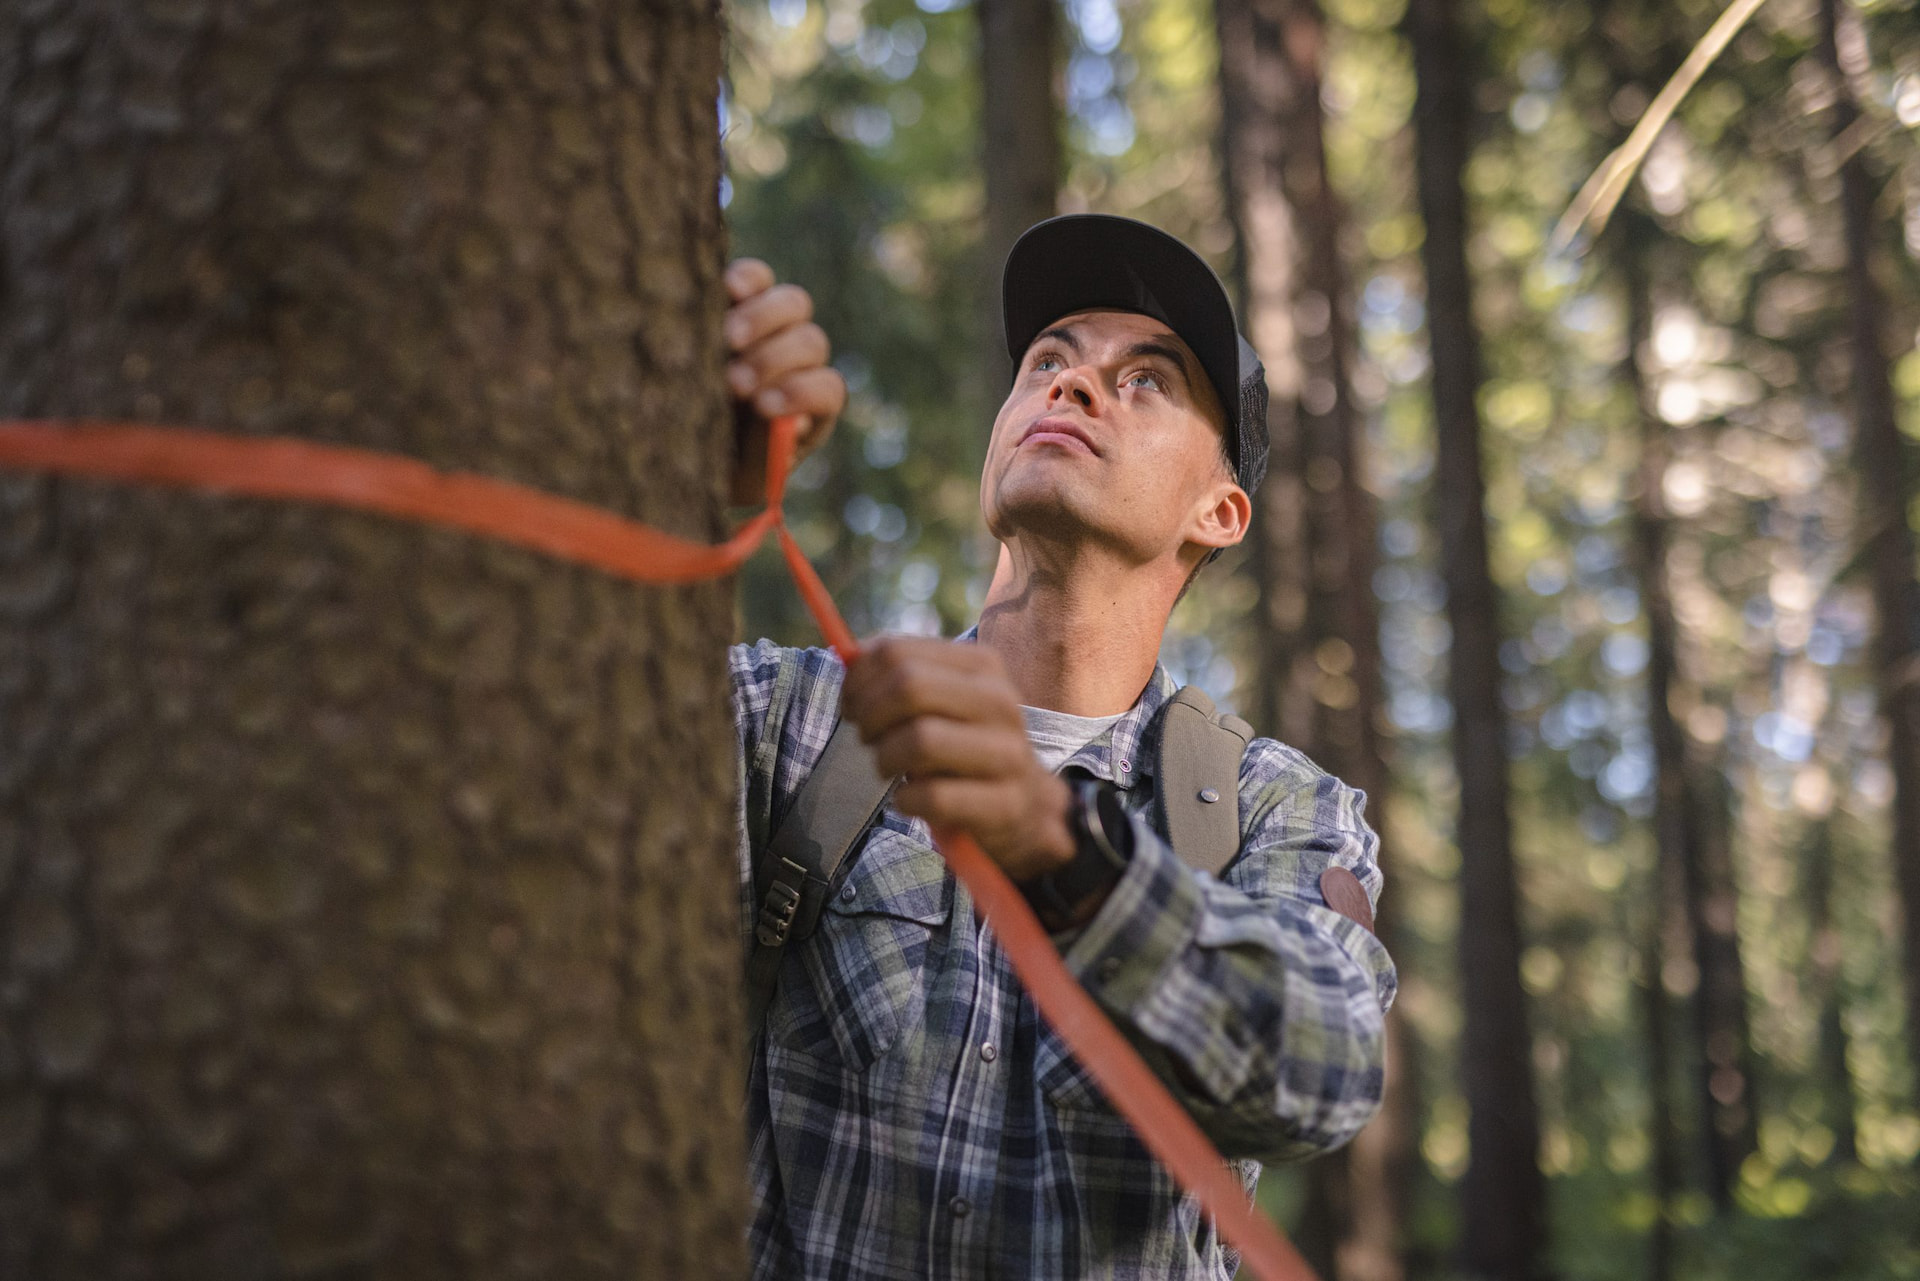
top-left (1152, 686), bottom-right (1255, 876)
top-left (743, 714), bottom-right (895, 1041)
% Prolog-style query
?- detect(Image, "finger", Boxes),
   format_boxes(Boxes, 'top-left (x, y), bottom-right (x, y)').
top-left (755, 364), bottom-right (847, 427)
top-left (846, 664), bottom-right (993, 741)
top-left (844, 636), bottom-right (982, 703)
top-left (956, 642), bottom-right (1010, 678)
top-left (892, 777), bottom-right (1025, 840)
top-left (733, 316), bottom-right (827, 385)
top-left (862, 635), bottom-right (976, 667)
top-left (868, 632), bottom-right (1003, 675)
top-left (841, 635), bottom-right (957, 709)
top-left (883, 637), bottom-right (1006, 681)
top-left (728, 322), bottom-right (829, 402)
top-left (871, 717), bottom-right (1032, 782)
top-left (724, 283), bottom-right (814, 354)
top-left (846, 657), bottom-right (1023, 742)
top-left (724, 258), bottom-right (775, 303)
top-left (798, 407), bottom-right (837, 457)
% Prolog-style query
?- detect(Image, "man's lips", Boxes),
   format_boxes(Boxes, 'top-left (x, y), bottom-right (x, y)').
top-left (1019, 416), bottom-right (1099, 456)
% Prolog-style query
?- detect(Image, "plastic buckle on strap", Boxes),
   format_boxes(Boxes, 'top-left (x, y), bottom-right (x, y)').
top-left (755, 857), bottom-right (808, 948)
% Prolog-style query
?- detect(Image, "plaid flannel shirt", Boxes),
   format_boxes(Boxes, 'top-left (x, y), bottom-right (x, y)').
top-left (732, 635), bottom-right (1396, 1281)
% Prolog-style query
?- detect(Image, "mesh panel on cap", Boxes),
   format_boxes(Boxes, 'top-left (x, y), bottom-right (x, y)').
top-left (1234, 339), bottom-right (1270, 497)
top-left (1237, 376), bottom-right (1269, 496)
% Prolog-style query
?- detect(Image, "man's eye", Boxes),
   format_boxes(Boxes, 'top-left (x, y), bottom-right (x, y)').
top-left (1034, 355), bottom-right (1062, 373)
top-left (1127, 371), bottom-right (1163, 391)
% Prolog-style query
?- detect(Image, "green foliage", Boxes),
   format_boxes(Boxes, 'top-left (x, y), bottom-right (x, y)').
top-left (1551, 1163), bottom-right (1920, 1281)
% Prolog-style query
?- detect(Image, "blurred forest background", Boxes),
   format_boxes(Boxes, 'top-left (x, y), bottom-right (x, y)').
top-left (718, 0), bottom-right (1920, 1276)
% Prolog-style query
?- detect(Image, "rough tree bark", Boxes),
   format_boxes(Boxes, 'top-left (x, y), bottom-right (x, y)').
top-left (979, 0), bottom-right (1061, 387)
top-left (1212, 0), bottom-right (1413, 1275)
top-left (1404, 0), bottom-right (1547, 1276)
top-left (0, 4), bottom-right (747, 1277)
top-left (1820, 0), bottom-right (1920, 1096)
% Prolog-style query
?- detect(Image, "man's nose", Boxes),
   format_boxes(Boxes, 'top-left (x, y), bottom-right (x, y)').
top-left (1047, 369), bottom-right (1098, 411)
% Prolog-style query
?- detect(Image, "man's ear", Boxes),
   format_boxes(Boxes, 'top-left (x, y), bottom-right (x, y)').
top-left (1188, 479), bottom-right (1252, 553)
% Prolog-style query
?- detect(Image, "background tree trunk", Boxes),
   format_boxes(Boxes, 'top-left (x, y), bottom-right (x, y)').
top-left (1619, 212), bottom-right (1759, 1209)
top-left (1213, 0), bottom-right (1413, 1275)
top-left (1635, 923), bottom-right (1680, 1281)
top-left (1820, 0), bottom-right (1920, 1099)
top-left (979, 0), bottom-right (1061, 389)
top-left (1217, 0), bottom-right (1314, 754)
top-left (1683, 736), bottom-right (1763, 1200)
top-left (1803, 810), bottom-right (1860, 1163)
top-left (1404, 0), bottom-right (1547, 1275)
top-left (0, 4), bottom-right (748, 1277)
top-left (1617, 212), bottom-right (1684, 1275)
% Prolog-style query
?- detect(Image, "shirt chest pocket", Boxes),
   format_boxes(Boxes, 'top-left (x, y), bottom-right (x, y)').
top-left (765, 820), bottom-right (952, 1072)
top-left (1035, 1021), bottom-right (1105, 1111)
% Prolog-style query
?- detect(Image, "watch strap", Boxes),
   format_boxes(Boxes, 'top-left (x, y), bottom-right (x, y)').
top-left (1019, 778), bottom-right (1132, 929)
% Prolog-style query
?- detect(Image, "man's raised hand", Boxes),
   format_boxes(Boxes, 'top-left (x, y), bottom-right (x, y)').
top-left (840, 637), bottom-right (1077, 883)
top-left (725, 258), bottom-right (845, 504)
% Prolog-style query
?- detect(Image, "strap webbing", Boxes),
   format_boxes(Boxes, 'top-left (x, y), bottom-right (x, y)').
top-left (743, 715), bottom-right (894, 1040)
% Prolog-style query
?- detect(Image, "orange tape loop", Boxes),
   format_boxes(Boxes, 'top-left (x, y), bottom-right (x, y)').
top-left (0, 414), bottom-right (1314, 1281)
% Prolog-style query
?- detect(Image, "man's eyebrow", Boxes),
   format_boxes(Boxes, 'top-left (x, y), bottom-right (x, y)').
top-left (1031, 325), bottom-right (1083, 356)
top-left (1121, 339), bottom-right (1197, 394)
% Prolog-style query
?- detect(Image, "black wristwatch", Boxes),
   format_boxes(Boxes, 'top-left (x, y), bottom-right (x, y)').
top-left (1018, 777), bottom-right (1135, 931)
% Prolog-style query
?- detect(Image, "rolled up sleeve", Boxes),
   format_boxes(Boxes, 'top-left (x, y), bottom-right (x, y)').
top-left (1058, 740), bottom-right (1396, 1163)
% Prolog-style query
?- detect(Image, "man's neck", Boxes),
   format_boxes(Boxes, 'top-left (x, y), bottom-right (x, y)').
top-left (975, 537), bottom-right (1182, 716)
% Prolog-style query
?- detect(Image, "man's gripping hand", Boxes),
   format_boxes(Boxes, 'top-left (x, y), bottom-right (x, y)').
top-left (840, 638), bottom-right (1077, 883)
top-left (725, 258), bottom-right (845, 505)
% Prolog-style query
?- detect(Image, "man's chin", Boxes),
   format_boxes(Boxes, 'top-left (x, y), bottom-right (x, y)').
top-left (990, 477), bottom-right (1107, 545)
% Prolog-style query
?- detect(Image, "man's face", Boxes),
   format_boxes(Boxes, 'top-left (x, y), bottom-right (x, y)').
top-left (981, 309), bottom-right (1240, 565)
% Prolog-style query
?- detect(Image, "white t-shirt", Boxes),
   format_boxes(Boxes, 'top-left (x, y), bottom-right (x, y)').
top-left (1021, 703), bottom-right (1125, 775)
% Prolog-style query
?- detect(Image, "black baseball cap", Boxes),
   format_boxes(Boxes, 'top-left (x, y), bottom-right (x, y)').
top-left (1001, 213), bottom-right (1269, 496)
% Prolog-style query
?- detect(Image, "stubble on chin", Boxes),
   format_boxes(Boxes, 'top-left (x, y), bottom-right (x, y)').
top-left (988, 455), bottom-right (1100, 545)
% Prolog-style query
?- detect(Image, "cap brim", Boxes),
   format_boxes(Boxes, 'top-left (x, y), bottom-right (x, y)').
top-left (1001, 214), bottom-right (1244, 466)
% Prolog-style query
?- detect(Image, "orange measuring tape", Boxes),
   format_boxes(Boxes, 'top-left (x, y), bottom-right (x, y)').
top-left (0, 414), bottom-right (1317, 1281)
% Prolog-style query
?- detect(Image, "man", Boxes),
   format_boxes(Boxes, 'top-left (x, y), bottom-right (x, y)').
top-left (722, 215), bottom-right (1395, 1280)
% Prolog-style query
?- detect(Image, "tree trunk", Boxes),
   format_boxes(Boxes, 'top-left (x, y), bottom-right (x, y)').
top-left (1217, 0), bottom-right (1313, 753)
top-left (1820, 0), bottom-right (1920, 1098)
top-left (1804, 811), bottom-right (1860, 1163)
top-left (1685, 740), bottom-right (1763, 1199)
top-left (979, 0), bottom-right (1061, 390)
top-left (0, 4), bottom-right (748, 1277)
top-left (1619, 218), bottom-right (1684, 1274)
top-left (1619, 216), bottom-right (1758, 1209)
top-left (1636, 924), bottom-right (1680, 1281)
top-left (1213, 0), bottom-right (1413, 1275)
top-left (1404, 0), bottom-right (1547, 1276)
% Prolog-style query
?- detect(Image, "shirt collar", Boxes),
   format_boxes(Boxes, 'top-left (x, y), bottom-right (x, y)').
top-left (955, 624), bottom-right (1178, 792)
